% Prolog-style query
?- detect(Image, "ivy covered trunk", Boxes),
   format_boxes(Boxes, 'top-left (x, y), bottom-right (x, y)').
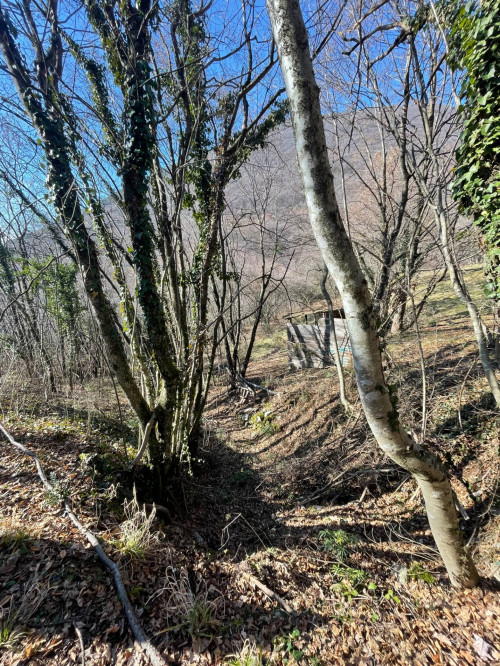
top-left (265, 0), bottom-right (479, 588)
top-left (445, 0), bottom-right (500, 308)
top-left (0, 0), bottom-right (288, 500)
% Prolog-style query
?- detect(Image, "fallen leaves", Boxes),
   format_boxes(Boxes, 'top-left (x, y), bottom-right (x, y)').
top-left (1, 328), bottom-right (499, 665)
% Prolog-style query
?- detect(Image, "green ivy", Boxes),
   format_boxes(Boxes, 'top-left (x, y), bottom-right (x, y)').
top-left (444, 0), bottom-right (500, 299)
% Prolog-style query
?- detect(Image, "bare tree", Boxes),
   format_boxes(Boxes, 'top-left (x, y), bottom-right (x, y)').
top-left (265, 0), bottom-right (478, 587)
top-left (319, 23), bottom-right (444, 336)
top-left (342, 0), bottom-right (500, 405)
top-left (0, 0), bottom-right (286, 495)
top-left (214, 153), bottom-right (300, 387)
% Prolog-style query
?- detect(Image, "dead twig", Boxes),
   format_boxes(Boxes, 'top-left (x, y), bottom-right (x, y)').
top-left (74, 626), bottom-right (85, 666)
top-left (0, 422), bottom-right (166, 666)
top-left (392, 475), bottom-right (412, 495)
top-left (408, 486), bottom-right (421, 503)
top-left (358, 486), bottom-right (370, 503)
top-left (239, 569), bottom-right (294, 614)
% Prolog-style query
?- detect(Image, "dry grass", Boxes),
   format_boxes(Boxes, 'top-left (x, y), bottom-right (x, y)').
top-left (0, 569), bottom-right (49, 651)
top-left (112, 488), bottom-right (161, 560)
top-left (152, 566), bottom-right (224, 641)
top-left (224, 639), bottom-right (264, 666)
top-left (0, 514), bottom-right (37, 553)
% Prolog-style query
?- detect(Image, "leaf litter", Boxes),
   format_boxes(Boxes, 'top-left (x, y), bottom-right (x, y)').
top-left (0, 321), bottom-right (499, 665)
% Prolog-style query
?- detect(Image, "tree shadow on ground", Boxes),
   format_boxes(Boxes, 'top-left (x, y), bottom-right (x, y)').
top-left (180, 426), bottom-right (494, 563)
top-left (433, 391), bottom-right (497, 440)
top-left (2, 414), bottom-right (498, 665)
top-left (173, 429), bottom-right (499, 659)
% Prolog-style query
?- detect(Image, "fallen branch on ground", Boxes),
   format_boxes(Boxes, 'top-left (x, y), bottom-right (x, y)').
top-left (0, 422), bottom-right (166, 666)
top-left (236, 375), bottom-right (280, 396)
top-left (239, 567), bottom-right (294, 614)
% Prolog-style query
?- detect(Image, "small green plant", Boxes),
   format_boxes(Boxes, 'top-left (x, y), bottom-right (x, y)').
top-left (407, 562), bottom-right (436, 585)
top-left (332, 580), bottom-right (358, 601)
top-left (331, 563), bottom-right (367, 587)
top-left (225, 639), bottom-right (264, 665)
top-left (249, 409), bottom-right (280, 436)
top-left (319, 529), bottom-right (358, 561)
top-left (331, 564), bottom-right (369, 600)
top-left (274, 628), bottom-right (303, 663)
top-left (43, 472), bottom-right (70, 507)
top-left (384, 588), bottom-right (401, 604)
top-left (260, 421), bottom-right (280, 436)
top-left (128, 586), bottom-right (145, 600)
top-left (113, 489), bottom-right (160, 560)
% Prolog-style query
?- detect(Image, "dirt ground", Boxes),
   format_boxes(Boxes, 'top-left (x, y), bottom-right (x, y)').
top-left (0, 314), bottom-right (499, 665)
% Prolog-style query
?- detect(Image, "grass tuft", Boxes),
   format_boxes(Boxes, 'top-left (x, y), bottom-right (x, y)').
top-left (225, 639), bottom-right (264, 665)
top-left (113, 488), bottom-right (160, 560)
top-left (0, 517), bottom-right (33, 553)
top-left (154, 567), bottom-right (223, 641)
top-left (0, 603), bottom-right (25, 651)
top-left (0, 570), bottom-right (48, 652)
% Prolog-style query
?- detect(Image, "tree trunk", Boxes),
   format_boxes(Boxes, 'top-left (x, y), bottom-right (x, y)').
top-left (390, 288), bottom-right (407, 335)
top-left (436, 210), bottom-right (500, 406)
top-left (0, 8), bottom-right (152, 431)
top-left (265, 0), bottom-right (478, 588)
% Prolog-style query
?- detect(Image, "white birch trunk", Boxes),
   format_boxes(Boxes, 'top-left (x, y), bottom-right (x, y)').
top-left (265, 0), bottom-right (479, 588)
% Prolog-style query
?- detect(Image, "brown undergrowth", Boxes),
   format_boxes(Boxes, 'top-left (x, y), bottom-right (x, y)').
top-left (0, 315), bottom-right (499, 664)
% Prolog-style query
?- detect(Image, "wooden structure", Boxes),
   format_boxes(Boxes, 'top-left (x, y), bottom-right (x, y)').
top-left (284, 307), bottom-right (351, 370)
